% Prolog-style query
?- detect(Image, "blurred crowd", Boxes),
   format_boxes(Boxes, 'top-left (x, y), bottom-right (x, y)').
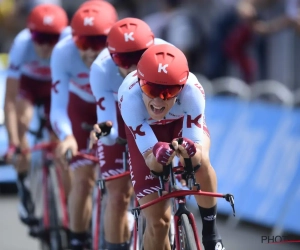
top-left (1, 0), bottom-right (300, 92)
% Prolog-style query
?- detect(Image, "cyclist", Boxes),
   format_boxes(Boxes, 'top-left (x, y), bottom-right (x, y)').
top-left (89, 17), bottom-right (169, 249)
top-left (116, 44), bottom-right (225, 250)
top-left (4, 3), bottom-right (68, 226)
top-left (49, 2), bottom-right (117, 249)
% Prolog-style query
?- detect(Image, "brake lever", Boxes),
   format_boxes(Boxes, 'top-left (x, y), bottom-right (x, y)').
top-left (224, 194), bottom-right (235, 217)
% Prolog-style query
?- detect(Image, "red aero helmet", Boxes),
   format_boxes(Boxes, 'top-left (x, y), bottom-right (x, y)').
top-left (71, 3), bottom-right (118, 36)
top-left (137, 44), bottom-right (189, 86)
top-left (27, 4), bottom-right (68, 34)
top-left (107, 17), bottom-right (154, 53)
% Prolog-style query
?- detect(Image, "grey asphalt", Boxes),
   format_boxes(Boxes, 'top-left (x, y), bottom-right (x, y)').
top-left (1, 195), bottom-right (299, 250)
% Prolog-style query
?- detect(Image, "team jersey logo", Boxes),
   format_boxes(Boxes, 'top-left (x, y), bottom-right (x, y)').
top-left (96, 97), bottom-right (105, 110)
top-left (128, 124), bottom-right (145, 139)
top-left (51, 80), bottom-right (60, 93)
top-left (158, 63), bottom-right (168, 74)
top-left (187, 114), bottom-right (202, 128)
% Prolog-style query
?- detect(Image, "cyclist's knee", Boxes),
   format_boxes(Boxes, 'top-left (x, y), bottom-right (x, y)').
top-left (73, 167), bottom-right (95, 196)
top-left (146, 212), bottom-right (170, 237)
top-left (106, 178), bottom-right (131, 209)
top-left (141, 195), bottom-right (171, 237)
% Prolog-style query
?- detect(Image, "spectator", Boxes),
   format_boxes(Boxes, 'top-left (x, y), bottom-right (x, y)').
top-left (143, 0), bottom-right (206, 72)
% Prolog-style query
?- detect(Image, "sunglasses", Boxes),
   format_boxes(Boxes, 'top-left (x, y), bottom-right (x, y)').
top-left (111, 49), bottom-right (147, 69)
top-left (139, 79), bottom-right (184, 100)
top-left (73, 35), bottom-right (107, 51)
top-left (31, 31), bottom-right (60, 46)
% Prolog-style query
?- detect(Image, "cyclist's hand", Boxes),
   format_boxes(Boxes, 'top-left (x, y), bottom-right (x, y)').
top-left (171, 137), bottom-right (196, 158)
top-left (89, 121), bottom-right (113, 145)
top-left (153, 141), bottom-right (175, 166)
top-left (55, 135), bottom-right (78, 167)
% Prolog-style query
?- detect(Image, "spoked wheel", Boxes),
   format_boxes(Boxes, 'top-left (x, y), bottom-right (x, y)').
top-left (39, 167), bottom-right (65, 250)
top-left (178, 214), bottom-right (197, 250)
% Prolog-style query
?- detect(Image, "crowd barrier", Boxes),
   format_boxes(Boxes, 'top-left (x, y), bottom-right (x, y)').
top-left (205, 96), bottom-right (300, 235)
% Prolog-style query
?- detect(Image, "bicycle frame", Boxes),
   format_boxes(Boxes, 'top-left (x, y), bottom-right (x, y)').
top-left (24, 142), bottom-right (69, 244)
top-left (77, 152), bottom-right (133, 250)
top-left (131, 160), bottom-right (235, 250)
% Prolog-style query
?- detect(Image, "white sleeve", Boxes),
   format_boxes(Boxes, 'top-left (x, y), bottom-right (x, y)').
top-left (50, 43), bottom-right (72, 141)
top-left (180, 73), bottom-right (205, 145)
top-left (6, 31), bottom-right (28, 79)
top-left (118, 74), bottom-right (158, 154)
top-left (90, 62), bottom-right (118, 145)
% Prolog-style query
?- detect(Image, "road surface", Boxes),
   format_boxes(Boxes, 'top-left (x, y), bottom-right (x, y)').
top-left (0, 195), bottom-right (299, 250)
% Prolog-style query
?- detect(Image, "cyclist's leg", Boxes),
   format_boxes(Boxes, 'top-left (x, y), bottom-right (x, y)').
top-left (67, 93), bottom-right (97, 249)
top-left (193, 125), bottom-right (225, 250)
top-left (97, 138), bottom-right (133, 249)
top-left (139, 194), bottom-right (171, 250)
top-left (15, 88), bottom-right (35, 224)
top-left (69, 163), bottom-right (95, 246)
top-left (104, 176), bottom-right (133, 247)
top-left (16, 97), bottom-right (34, 171)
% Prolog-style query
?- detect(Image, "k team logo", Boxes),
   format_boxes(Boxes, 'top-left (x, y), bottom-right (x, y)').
top-left (124, 32), bottom-right (134, 42)
top-left (128, 124), bottom-right (145, 139)
top-left (84, 17), bottom-right (94, 26)
top-left (43, 16), bottom-right (54, 25)
top-left (158, 63), bottom-right (168, 74)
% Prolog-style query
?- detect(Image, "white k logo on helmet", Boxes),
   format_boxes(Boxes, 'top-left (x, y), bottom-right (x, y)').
top-left (84, 17), bottom-right (94, 26)
top-left (43, 16), bottom-right (53, 25)
top-left (158, 63), bottom-right (168, 74)
top-left (124, 32), bottom-right (134, 42)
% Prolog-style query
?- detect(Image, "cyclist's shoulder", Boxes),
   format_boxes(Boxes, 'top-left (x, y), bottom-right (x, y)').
top-left (59, 26), bottom-right (72, 41)
top-left (118, 71), bottom-right (139, 98)
top-left (92, 48), bottom-right (114, 71)
top-left (153, 37), bottom-right (172, 46)
top-left (11, 29), bottom-right (32, 50)
top-left (180, 72), bottom-right (205, 99)
top-left (186, 72), bottom-right (199, 85)
top-left (52, 36), bottom-right (75, 57)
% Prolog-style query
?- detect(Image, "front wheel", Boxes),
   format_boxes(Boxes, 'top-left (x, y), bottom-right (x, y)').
top-left (179, 214), bottom-right (197, 250)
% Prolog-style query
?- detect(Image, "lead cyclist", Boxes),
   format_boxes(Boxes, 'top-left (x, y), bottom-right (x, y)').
top-left (116, 44), bottom-right (226, 250)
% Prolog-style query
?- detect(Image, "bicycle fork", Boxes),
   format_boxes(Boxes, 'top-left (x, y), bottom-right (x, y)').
top-left (173, 198), bottom-right (202, 250)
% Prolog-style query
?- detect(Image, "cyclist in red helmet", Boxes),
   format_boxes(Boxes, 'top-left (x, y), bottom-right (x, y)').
top-left (88, 17), bottom-right (170, 249)
top-left (4, 3), bottom-right (68, 227)
top-left (49, 3), bottom-right (117, 249)
top-left (116, 44), bottom-right (225, 250)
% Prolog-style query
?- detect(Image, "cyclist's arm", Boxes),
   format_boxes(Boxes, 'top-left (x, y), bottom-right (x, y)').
top-left (50, 43), bottom-right (72, 141)
top-left (118, 72), bottom-right (162, 171)
top-left (180, 73), bottom-right (206, 166)
top-left (90, 59), bottom-right (118, 145)
top-left (4, 77), bottom-right (20, 146)
top-left (4, 33), bottom-right (27, 146)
